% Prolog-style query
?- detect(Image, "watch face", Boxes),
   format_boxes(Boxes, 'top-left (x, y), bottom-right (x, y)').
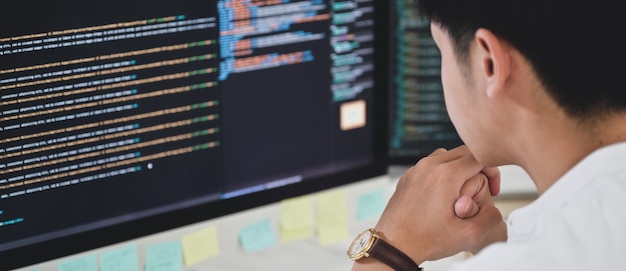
top-left (347, 229), bottom-right (374, 259)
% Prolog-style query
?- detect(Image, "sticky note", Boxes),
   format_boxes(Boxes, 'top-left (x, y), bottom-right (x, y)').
top-left (280, 195), bottom-right (314, 242)
top-left (316, 189), bottom-right (349, 245)
top-left (280, 226), bottom-right (314, 243)
top-left (99, 244), bottom-right (139, 271)
top-left (239, 219), bottom-right (277, 252)
top-left (181, 226), bottom-right (220, 266)
top-left (58, 254), bottom-right (98, 271)
top-left (145, 241), bottom-right (183, 271)
top-left (357, 189), bottom-right (386, 221)
top-left (340, 99), bottom-right (367, 131)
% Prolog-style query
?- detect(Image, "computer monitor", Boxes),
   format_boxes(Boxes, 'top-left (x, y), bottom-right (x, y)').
top-left (388, 0), bottom-right (463, 165)
top-left (0, 0), bottom-right (388, 268)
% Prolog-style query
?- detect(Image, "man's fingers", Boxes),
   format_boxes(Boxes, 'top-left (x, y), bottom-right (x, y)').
top-left (481, 167), bottom-right (501, 196)
top-left (417, 146), bottom-right (485, 189)
top-left (429, 148), bottom-right (448, 156)
top-left (455, 172), bottom-right (489, 218)
top-left (426, 145), bottom-right (469, 163)
top-left (416, 148), bottom-right (448, 164)
top-left (454, 195), bottom-right (479, 218)
top-left (447, 153), bottom-right (488, 186)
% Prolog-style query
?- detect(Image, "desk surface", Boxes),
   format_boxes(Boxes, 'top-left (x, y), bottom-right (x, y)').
top-left (18, 167), bottom-right (537, 271)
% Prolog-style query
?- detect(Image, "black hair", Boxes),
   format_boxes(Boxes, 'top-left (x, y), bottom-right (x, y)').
top-left (417, 0), bottom-right (626, 120)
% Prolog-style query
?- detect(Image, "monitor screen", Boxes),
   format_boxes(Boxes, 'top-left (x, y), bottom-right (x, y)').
top-left (0, 0), bottom-right (388, 268)
top-left (388, 0), bottom-right (462, 165)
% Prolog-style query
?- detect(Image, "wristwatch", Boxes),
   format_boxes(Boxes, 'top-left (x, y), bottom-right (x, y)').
top-left (347, 228), bottom-right (422, 271)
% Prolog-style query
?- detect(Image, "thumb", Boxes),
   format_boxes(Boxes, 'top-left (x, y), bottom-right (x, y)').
top-left (454, 195), bottom-right (480, 218)
top-left (456, 172), bottom-right (488, 218)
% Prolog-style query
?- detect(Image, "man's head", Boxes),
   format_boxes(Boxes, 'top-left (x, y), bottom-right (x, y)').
top-left (419, 0), bottom-right (626, 166)
top-left (419, 0), bottom-right (626, 119)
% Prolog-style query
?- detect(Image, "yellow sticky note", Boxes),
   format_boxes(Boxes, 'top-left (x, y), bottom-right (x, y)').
top-left (280, 224), bottom-right (313, 243)
top-left (316, 189), bottom-right (349, 245)
top-left (280, 195), bottom-right (314, 242)
top-left (181, 226), bottom-right (220, 266)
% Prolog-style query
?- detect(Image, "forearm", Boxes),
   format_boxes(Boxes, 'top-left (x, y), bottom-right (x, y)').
top-left (348, 146), bottom-right (507, 271)
top-left (351, 257), bottom-right (395, 271)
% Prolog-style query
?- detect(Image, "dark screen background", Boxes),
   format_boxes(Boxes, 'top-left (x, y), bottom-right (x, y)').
top-left (0, 1), bottom-right (381, 266)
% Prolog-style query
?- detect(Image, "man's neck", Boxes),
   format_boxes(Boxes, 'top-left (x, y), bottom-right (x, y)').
top-left (514, 113), bottom-right (626, 195)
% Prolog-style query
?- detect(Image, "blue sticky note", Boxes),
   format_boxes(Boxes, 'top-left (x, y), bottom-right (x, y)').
top-left (357, 189), bottom-right (386, 221)
top-left (99, 244), bottom-right (139, 271)
top-left (58, 254), bottom-right (98, 271)
top-left (239, 219), bottom-right (277, 252)
top-left (145, 241), bottom-right (183, 271)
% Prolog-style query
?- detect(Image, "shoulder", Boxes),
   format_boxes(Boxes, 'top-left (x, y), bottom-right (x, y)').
top-left (450, 169), bottom-right (626, 271)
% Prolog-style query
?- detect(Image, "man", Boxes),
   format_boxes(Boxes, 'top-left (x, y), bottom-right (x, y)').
top-left (349, 0), bottom-right (626, 270)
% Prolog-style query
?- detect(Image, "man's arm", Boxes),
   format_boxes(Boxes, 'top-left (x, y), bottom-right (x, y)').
top-left (352, 146), bottom-right (507, 270)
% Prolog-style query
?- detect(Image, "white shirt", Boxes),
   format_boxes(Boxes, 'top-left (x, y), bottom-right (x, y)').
top-left (451, 142), bottom-right (626, 271)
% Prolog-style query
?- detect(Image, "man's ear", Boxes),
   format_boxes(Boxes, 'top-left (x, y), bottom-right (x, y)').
top-left (473, 28), bottom-right (511, 98)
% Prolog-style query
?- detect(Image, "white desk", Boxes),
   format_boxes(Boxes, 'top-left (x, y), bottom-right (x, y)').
top-left (18, 166), bottom-right (536, 271)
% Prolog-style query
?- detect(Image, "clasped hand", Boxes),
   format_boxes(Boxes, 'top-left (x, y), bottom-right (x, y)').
top-left (375, 145), bottom-right (507, 264)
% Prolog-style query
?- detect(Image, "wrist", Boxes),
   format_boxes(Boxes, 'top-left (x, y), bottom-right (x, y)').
top-left (351, 256), bottom-right (395, 271)
top-left (374, 228), bottom-right (428, 265)
top-left (348, 228), bottom-right (423, 271)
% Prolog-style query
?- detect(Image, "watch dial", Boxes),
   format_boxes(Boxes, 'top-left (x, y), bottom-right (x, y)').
top-left (349, 229), bottom-right (373, 256)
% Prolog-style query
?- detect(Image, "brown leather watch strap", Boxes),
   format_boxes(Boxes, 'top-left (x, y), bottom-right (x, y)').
top-left (368, 238), bottom-right (422, 271)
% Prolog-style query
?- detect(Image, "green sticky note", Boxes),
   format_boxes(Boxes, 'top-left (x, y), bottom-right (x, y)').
top-left (58, 254), bottom-right (98, 271)
top-left (145, 241), bottom-right (183, 271)
top-left (99, 244), bottom-right (139, 271)
top-left (357, 189), bottom-right (385, 221)
top-left (239, 219), bottom-right (277, 252)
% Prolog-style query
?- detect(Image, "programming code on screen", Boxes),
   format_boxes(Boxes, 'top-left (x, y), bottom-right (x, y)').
top-left (0, 0), bottom-right (377, 252)
top-left (389, 0), bottom-right (461, 162)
